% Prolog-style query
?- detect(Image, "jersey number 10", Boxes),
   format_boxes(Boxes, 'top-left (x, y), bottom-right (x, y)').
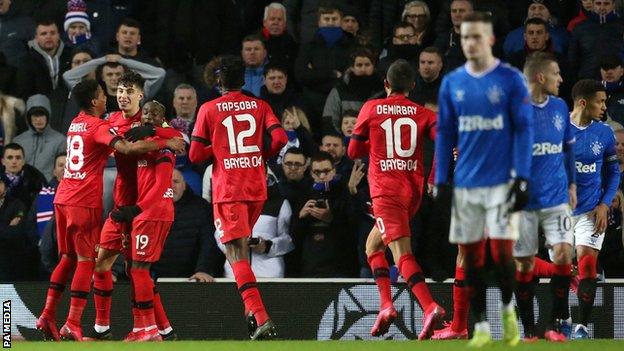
top-left (380, 117), bottom-right (417, 158)
top-left (222, 114), bottom-right (260, 155)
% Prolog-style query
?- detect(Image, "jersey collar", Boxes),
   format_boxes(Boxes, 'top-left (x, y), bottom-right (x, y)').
top-left (531, 95), bottom-right (550, 108)
top-left (465, 59), bottom-right (500, 78)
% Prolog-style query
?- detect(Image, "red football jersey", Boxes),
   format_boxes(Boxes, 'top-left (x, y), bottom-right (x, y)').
top-left (352, 95), bottom-right (436, 198)
top-left (107, 110), bottom-right (142, 206)
top-left (135, 148), bottom-right (175, 221)
top-left (192, 91), bottom-right (281, 203)
top-left (55, 112), bottom-right (121, 208)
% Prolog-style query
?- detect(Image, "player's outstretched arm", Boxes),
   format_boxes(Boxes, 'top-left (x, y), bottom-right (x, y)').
top-left (112, 138), bottom-right (185, 155)
top-left (347, 135), bottom-right (368, 159)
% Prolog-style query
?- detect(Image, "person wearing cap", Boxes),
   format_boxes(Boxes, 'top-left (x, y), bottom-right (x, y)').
top-left (13, 94), bottom-right (66, 183)
top-left (600, 55), bottom-right (624, 127)
top-left (569, 0), bottom-right (624, 80)
top-left (503, 0), bottom-right (568, 57)
top-left (63, 0), bottom-right (101, 56)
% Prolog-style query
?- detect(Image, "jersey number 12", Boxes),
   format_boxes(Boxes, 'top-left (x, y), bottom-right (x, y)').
top-left (380, 117), bottom-right (417, 158)
top-left (222, 114), bottom-right (260, 154)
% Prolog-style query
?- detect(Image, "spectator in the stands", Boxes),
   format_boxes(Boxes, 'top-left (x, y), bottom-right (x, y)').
top-left (600, 55), bottom-right (624, 126)
top-left (13, 95), bottom-right (66, 183)
top-left (377, 22), bottom-right (420, 79)
top-left (340, 109), bottom-right (357, 141)
top-left (322, 47), bottom-right (382, 134)
top-left (0, 143), bottom-right (46, 214)
top-left (320, 133), bottom-right (353, 180)
top-left (569, 0), bottom-right (624, 80)
top-left (260, 63), bottom-right (302, 119)
top-left (241, 34), bottom-right (268, 97)
top-left (169, 84), bottom-right (198, 137)
top-left (401, 1), bottom-right (436, 52)
top-left (112, 17), bottom-right (159, 66)
top-left (433, 0), bottom-right (472, 72)
top-left (0, 0), bottom-right (35, 67)
top-left (62, 0), bottom-right (101, 56)
top-left (568, 0), bottom-right (593, 32)
top-left (271, 106), bottom-right (316, 177)
top-left (409, 46), bottom-right (443, 105)
top-left (503, 0), bottom-right (569, 57)
top-left (259, 2), bottom-right (298, 74)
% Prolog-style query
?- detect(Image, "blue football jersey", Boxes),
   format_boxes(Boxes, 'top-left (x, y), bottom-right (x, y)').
top-left (526, 96), bottom-right (575, 210)
top-left (436, 60), bottom-right (533, 187)
top-left (572, 120), bottom-right (620, 215)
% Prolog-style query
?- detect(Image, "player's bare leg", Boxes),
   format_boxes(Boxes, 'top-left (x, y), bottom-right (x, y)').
top-left (59, 254), bottom-right (96, 341)
top-left (365, 226), bottom-right (396, 337)
top-left (37, 253), bottom-right (77, 341)
top-left (572, 245), bottom-right (599, 339)
top-left (388, 236), bottom-right (445, 340)
top-left (90, 247), bottom-right (120, 339)
top-left (226, 238), bottom-right (275, 340)
top-left (432, 247), bottom-right (469, 340)
top-left (124, 261), bottom-right (162, 342)
top-left (544, 243), bottom-right (573, 341)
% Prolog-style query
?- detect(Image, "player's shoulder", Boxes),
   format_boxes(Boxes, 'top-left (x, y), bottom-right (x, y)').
top-left (361, 96), bottom-right (386, 110)
top-left (442, 65), bottom-right (468, 82)
top-left (498, 61), bottom-right (524, 77)
top-left (547, 95), bottom-right (569, 110)
top-left (106, 111), bottom-right (123, 122)
top-left (593, 120), bottom-right (617, 135)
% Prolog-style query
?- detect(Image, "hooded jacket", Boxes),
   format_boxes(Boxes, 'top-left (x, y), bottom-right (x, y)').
top-left (13, 94), bottom-right (66, 182)
top-left (16, 38), bottom-right (71, 99)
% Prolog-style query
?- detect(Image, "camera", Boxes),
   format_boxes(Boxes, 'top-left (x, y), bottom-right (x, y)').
top-left (314, 199), bottom-right (327, 208)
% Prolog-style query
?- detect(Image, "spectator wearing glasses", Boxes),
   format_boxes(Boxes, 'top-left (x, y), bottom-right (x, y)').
top-left (291, 151), bottom-right (358, 277)
top-left (377, 22), bottom-right (420, 82)
top-left (402, 1), bottom-right (436, 50)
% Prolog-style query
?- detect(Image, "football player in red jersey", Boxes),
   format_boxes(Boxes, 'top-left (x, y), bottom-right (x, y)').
top-left (189, 55), bottom-right (287, 339)
top-left (89, 71), bottom-right (182, 340)
top-left (347, 59), bottom-right (445, 340)
top-left (35, 79), bottom-right (184, 341)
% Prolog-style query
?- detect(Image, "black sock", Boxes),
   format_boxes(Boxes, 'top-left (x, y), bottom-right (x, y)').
top-left (514, 280), bottom-right (536, 337)
top-left (496, 261), bottom-right (516, 305)
top-left (466, 265), bottom-right (487, 322)
top-left (577, 278), bottom-right (596, 326)
top-left (550, 274), bottom-right (571, 322)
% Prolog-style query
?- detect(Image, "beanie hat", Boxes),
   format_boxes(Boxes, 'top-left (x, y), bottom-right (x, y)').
top-left (64, 0), bottom-right (91, 32)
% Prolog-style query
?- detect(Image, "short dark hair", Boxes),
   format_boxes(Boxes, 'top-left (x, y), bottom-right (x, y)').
top-left (342, 109), bottom-right (359, 119)
top-left (27, 106), bottom-right (49, 119)
top-left (392, 21), bottom-right (416, 35)
top-left (118, 17), bottom-right (141, 31)
top-left (284, 147), bottom-right (306, 159)
top-left (572, 79), bottom-right (606, 102)
top-left (350, 47), bottom-right (376, 66)
top-left (2, 143), bottom-right (25, 157)
top-left (55, 152), bottom-right (67, 161)
top-left (70, 47), bottom-right (95, 61)
top-left (36, 17), bottom-right (57, 28)
top-left (524, 17), bottom-right (548, 30)
top-left (264, 61), bottom-right (288, 76)
top-left (217, 55), bottom-right (245, 90)
top-left (311, 151), bottom-right (334, 165)
top-left (386, 59), bottom-right (415, 93)
top-left (322, 132), bottom-right (344, 145)
top-left (118, 70), bottom-right (145, 91)
top-left (462, 11), bottom-right (493, 25)
top-left (318, 6), bottom-right (342, 17)
top-left (242, 34), bottom-right (266, 48)
top-left (523, 51), bottom-right (557, 81)
top-left (420, 46), bottom-right (443, 59)
top-left (72, 79), bottom-right (101, 111)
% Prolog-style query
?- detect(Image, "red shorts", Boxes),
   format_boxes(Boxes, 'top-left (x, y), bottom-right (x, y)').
top-left (130, 220), bottom-right (172, 262)
top-left (54, 204), bottom-right (102, 258)
top-left (99, 216), bottom-right (131, 255)
top-left (372, 195), bottom-right (421, 246)
top-left (213, 201), bottom-right (263, 244)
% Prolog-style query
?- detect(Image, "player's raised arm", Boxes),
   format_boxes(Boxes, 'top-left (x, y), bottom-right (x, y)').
top-left (109, 132), bottom-right (185, 155)
top-left (434, 77), bottom-right (457, 186)
top-left (189, 103), bottom-right (214, 164)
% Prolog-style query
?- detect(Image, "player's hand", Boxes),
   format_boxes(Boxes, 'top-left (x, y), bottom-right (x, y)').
top-left (299, 200), bottom-right (316, 218)
top-left (125, 125), bottom-right (156, 141)
top-left (166, 137), bottom-right (186, 154)
top-left (508, 177), bottom-right (530, 212)
top-left (9, 216), bottom-right (21, 226)
top-left (189, 272), bottom-right (215, 283)
top-left (111, 205), bottom-right (142, 223)
top-left (348, 161), bottom-right (365, 195)
top-left (568, 184), bottom-right (577, 210)
top-left (590, 203), bottom-right (609, 234)
top-left (309, 200), bottom-right (333, 223)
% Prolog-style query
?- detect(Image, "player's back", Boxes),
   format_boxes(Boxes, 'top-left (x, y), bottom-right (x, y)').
top-left (358, 95), bottom-right (436, 198)
top-left (198, 91), bottom-right (279, 203)
top-left (55, 112), bottom-right (119, 208)
top-left (439, 61), bottom-right (532, 187)
top-left (527, 96), bottom-right (573, 210)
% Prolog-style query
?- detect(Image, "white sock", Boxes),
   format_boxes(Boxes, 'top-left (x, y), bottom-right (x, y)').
top-left (474, 321), bottom-right (490, 333)
top-left (94, 324), bottom-right (109, 333)
top-left (159, 327), bottom-right (173, 335)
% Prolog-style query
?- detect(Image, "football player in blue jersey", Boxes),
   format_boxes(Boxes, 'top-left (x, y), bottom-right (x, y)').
top-left (568, 80), bottom-right (620, 339)
top-left (435, 11), bottom-right (533, 347)
top-left (512, 52), bottom-right (576, 342)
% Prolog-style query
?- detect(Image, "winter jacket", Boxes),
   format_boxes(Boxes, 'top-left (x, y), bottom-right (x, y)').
top-left (503, 24), bottom-right (569, 57)
top-left (13, 94), bottom-right (66, 182)
top-left (0, 195), bottom-right (39, 281)
top-left (16, 39), bottom-right (71, 99)
top-left (0, 163), bottom-right (46, 214)
top-left (0, 7), bottom-right (35, 68)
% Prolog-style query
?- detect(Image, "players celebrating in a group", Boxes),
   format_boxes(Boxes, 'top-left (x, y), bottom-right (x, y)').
top-left (512, 52), bottom-right (576, 342)
top-left (568, 80), bottom-right (620, 339)
top-left (435, 12), bottom-right (533, 347)
top-left (189, 55), bottom-right (287, 340)
top-left (35, 79), bottom-right (184, 341)
top-left (347, 59), bottom-right (445, 339)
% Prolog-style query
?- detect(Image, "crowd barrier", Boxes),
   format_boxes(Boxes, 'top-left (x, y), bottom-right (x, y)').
top-left (2, 279), bottom-right (624, 340)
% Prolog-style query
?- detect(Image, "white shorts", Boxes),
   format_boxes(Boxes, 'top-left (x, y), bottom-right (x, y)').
top-left (573, 212), bottom-right (605, 251)
top-left (512, 204), bottom-right (574, 257)
top-left (449, 183), bottom-right (515, 244)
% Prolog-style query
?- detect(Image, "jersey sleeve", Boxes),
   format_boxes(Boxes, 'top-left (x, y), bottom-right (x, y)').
top-left (425, 108), bottom-right (437, 141)
top-left (509, 72), bottom-right (534, 180)
top-left (347, 102), bottom-right (371, 160)
top-left (93, 121), bottom-right (121, 147)
top-left (263, 102), bottom-right (281, 130)
top-left (155, 126), bottom-right (183, 139)
top-left (434, 77), bottom-right (457, 185)
top-left (191, 103), bottom-right (212, 146)
top-left (563, 105), bottom-right (576, 185)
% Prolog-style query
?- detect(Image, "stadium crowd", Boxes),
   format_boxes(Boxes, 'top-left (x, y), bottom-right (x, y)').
top-left (2, 0), bottom-right (624, 283)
